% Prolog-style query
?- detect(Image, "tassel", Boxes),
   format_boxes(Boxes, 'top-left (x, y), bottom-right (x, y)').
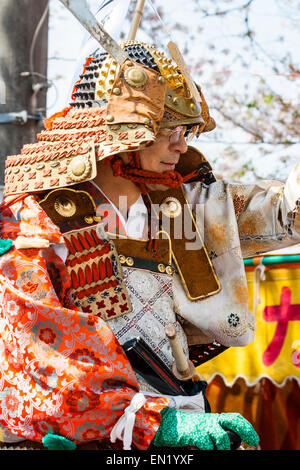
top-left (0, 238), bottom-right (13, 255)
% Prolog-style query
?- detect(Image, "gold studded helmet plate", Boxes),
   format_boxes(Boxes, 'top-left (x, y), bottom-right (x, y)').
top-left (4, 41), bottom-right (215, 196)
top-left (73, 41), bottom-right (215, 132)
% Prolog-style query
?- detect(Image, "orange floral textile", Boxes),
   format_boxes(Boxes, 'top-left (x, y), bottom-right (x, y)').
top-left (0, 195), bottom-right (169, 449)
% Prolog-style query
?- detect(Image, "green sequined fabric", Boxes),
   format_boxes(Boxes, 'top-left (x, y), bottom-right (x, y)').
top-left (153, 407), bottom-right (259, 450)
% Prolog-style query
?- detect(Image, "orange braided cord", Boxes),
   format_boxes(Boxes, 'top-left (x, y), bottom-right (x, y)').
top-left (71, 56), bottom-right (96, 101)
top-left (44, 106), bottom-right (72, 131)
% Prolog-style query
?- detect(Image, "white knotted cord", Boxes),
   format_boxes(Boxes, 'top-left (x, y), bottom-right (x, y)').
top-left (14, 236), bottom-right (50, 250)
top-left (110, 393), bottom-right (146, 450)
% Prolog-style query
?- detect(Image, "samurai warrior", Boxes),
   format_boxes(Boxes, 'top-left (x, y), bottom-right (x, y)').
top-left (1, 0), bottom-right (299, 451)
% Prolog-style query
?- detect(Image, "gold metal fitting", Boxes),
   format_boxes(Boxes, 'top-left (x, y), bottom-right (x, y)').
top-left (36, 163), bottom-right (45, 170)
top-left (67, 155), bottom-right (91, 182)
top-left (126, 257), bottom-right (134, 267)
top-left (112, 87), bottom-right (121, 95)
top-left (119, 255), bottom-right (126, 264)
top-left (166, 266), bottom-right (174, 276)
top-left (110, 124), bottom-right (121, 131)
top-left (54, 197), bottom-right (77, 217)
top-left (161, 197), bottom-right (182, 218)
top-left (106, 114), bottom-right (115, 122)
top-left (158, 264), bottom-right (166, 273)
top-left (124, 67), bottom-right (148, 87)
top-left (84, 216), bottom-right (94, 224)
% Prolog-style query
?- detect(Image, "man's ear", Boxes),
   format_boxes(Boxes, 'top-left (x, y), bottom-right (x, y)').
top-left (119, 152), bottom-right (130, 164)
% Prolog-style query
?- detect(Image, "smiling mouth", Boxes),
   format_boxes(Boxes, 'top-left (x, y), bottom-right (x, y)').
top-left (161, 162), bottom-right (177, 167)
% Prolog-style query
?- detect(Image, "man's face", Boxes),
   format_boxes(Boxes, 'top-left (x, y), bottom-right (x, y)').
top-left (138, 128), bottom-right (188, 192)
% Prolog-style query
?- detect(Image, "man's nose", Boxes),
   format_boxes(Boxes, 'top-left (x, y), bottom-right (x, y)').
top-left (170, 136), bottom-right (188, 153)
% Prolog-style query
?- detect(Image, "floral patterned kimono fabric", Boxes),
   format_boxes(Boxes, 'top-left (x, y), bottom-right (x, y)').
top-left (0, 194), bottom-right (169, 448)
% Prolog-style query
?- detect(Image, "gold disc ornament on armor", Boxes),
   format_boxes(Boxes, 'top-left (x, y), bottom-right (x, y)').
top-left (161, 197), bottom-right (182, 218)
top-left (124, 66), bottom-right (148, 87)
top-left (67, 155), bottom-right (92, 182)
top-left (54, 196), bottom-right (77, 218)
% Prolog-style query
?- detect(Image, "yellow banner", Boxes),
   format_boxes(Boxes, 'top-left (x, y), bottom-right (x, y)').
top-left (197, 266), bottom-right (300, 386)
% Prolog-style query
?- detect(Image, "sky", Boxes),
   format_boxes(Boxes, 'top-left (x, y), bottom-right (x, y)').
top-left (46, 0), bottom-right (300, 114)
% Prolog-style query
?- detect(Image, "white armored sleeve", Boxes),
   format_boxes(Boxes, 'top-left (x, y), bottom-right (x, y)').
top-left (173, 172), bottom-right (300, 348)
top-left (230, 172), bottom-right (300, 258)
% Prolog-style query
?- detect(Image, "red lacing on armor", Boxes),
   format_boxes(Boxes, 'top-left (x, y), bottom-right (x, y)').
top-left (66, 245), bottom-right (111, 268)
top-left (74, 280), bottom-right (118, 299)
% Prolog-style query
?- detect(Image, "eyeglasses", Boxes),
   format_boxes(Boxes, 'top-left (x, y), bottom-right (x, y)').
top-left (160, 125), bottom-right (199, 144)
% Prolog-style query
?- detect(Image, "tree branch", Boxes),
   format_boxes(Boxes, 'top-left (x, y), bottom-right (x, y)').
top-left (199, 0), bottom-right (255, 18)
top-left (212, 104), bottom-right (266, 142)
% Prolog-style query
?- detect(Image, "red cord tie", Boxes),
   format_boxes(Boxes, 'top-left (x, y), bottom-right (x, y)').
top-left (108, 152), bottom-right (184, 193)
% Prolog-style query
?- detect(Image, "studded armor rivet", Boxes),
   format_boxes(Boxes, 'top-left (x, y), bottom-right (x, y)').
top-left (112, 87), bottom-right (121, 95)
top-left (119, 255), bottom-right (126, 264)
top-left (110, 124), bottom-right (121, 131)
top-left (69, 157), bottom-right (86, 177)
top-left (84, 216), bottom-right (94, 224)
top-left (161, 197), bottom-right (182, 218)
top-left (166, 266), bottom-right (174, 276)
top-left (158, 264), bottom-right (166, 273)
top-left (124, 67), bottom-right (148, 87)
top-left (142, 117), bottom-right (151, 125)
top-left (67, 155), bottom-right (91, 182)
top-left (126, 257), bottom-right (134, 267)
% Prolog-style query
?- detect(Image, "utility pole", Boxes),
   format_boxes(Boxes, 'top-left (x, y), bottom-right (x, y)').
top-left (0, 0), bottom-right (49, 188)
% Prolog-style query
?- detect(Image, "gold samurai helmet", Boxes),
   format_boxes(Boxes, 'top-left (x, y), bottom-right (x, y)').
top-left (4, 40), bottom-right (216, 196)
